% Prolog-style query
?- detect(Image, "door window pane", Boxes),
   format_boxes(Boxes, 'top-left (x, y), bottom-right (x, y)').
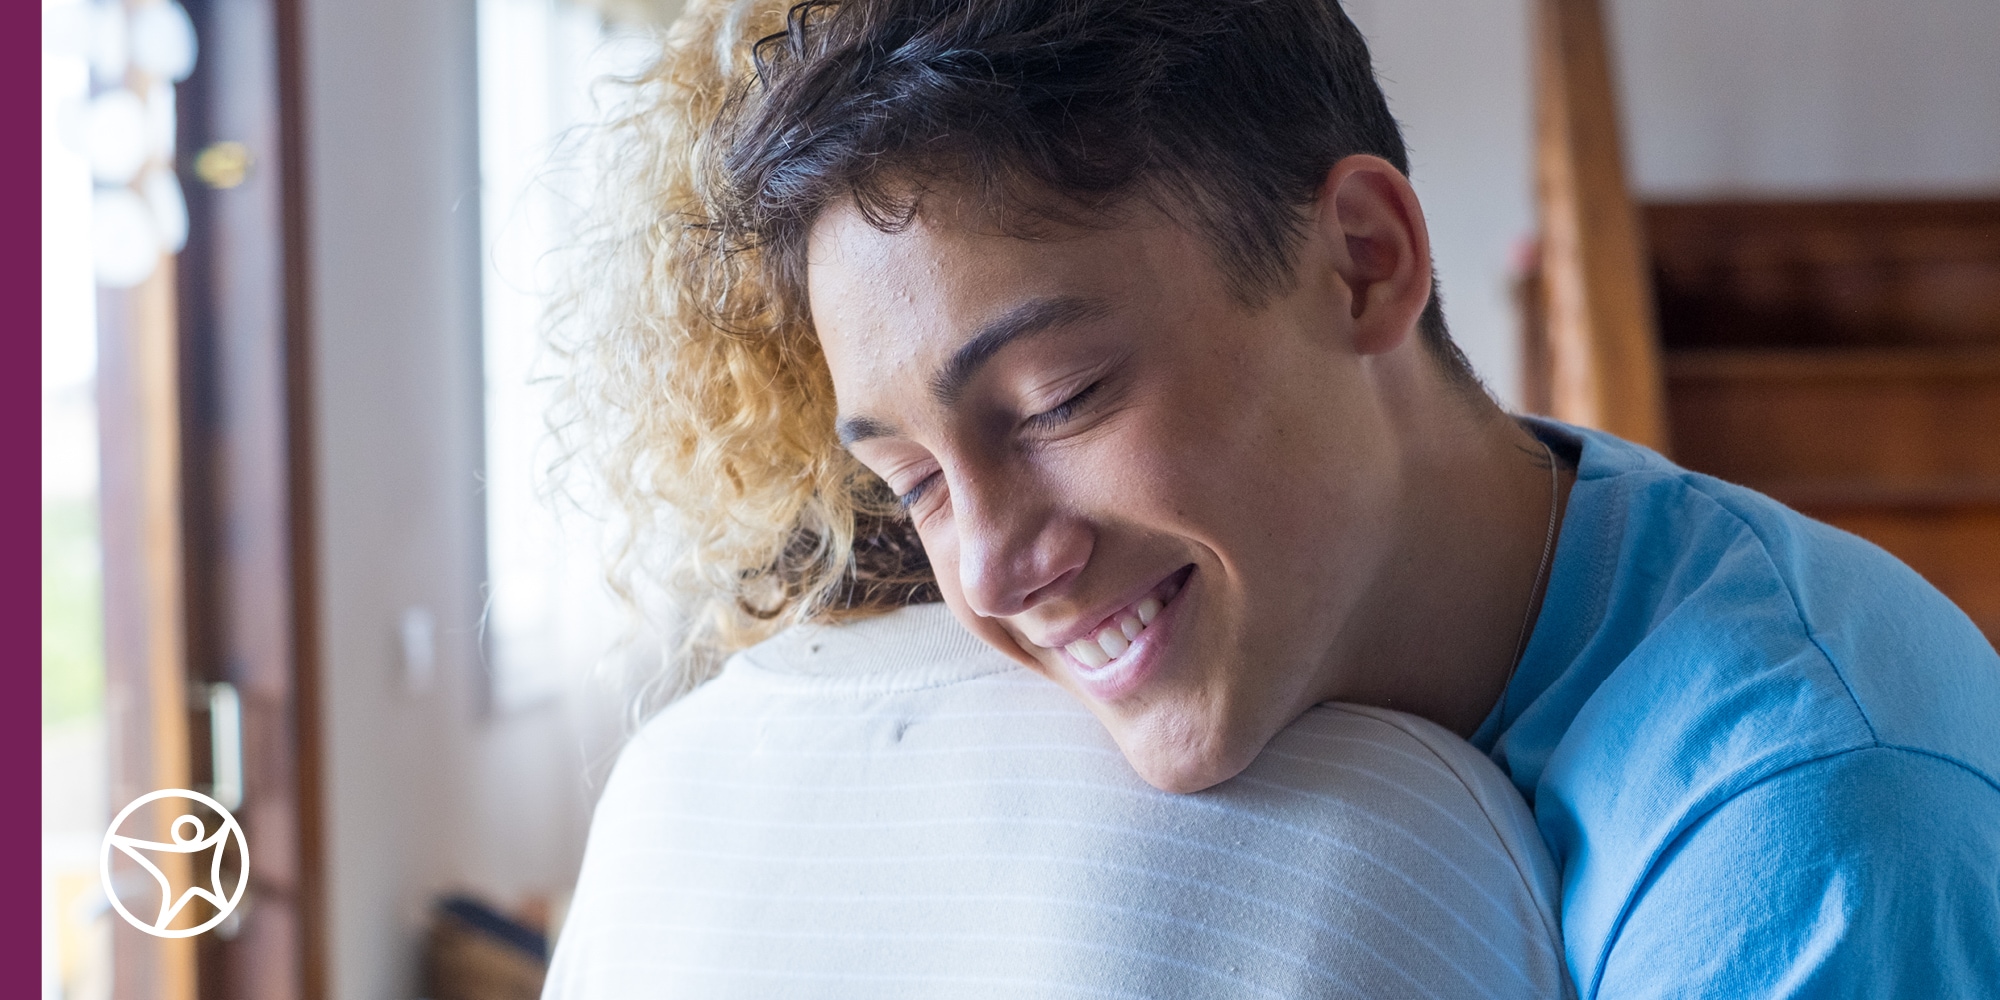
top-left (43, 1), bottom-right (112, 995)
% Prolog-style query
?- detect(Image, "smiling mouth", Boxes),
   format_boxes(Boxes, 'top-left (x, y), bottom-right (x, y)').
top-left (1060, 566), bottom-right (1193, 670)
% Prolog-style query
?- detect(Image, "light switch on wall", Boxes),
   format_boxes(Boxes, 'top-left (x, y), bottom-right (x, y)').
top-left (400, 606), bottom-right (437, 695)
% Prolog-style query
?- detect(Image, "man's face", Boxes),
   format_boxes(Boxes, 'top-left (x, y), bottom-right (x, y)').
top-left (809, 193), bottom-right (1405, 792)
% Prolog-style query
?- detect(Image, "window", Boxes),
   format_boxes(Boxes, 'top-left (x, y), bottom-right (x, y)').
top-left (477, 0), bottom-right (661, 710)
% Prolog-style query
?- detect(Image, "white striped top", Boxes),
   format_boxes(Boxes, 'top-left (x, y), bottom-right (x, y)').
top-left (545, 604), bottom-right (1570, 999)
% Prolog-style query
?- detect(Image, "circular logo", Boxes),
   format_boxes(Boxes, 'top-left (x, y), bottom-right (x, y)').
top-left (100, 788), bottom-right (250, 938)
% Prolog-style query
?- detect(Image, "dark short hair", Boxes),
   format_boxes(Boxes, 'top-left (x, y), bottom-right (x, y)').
top-left (714, 0), bottom-right (1475, 382)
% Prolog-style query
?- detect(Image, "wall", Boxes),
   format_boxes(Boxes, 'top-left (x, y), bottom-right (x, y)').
top-left (1349, 0), bottom-right (1536, 405)
top-left (300, 1), bottom-right (600, 997)
top-left (1614, 0), bottom-right (2000, 198)
top-left (1350, 0), bottom-right (2000, 406)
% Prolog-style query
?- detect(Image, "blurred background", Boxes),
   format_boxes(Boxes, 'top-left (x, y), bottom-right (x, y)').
top-left (40, 0), bottom-right (2000, 998)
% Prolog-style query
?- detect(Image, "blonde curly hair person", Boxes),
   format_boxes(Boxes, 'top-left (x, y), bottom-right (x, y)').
top-left (555, 0), bottom-right (937, 698)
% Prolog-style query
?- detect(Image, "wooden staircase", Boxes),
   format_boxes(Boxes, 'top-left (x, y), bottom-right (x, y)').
top-left (1521, 0), bottom-right (2000, 642)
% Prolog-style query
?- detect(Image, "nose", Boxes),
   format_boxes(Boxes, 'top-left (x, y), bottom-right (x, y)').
top-left (952, 468), bottom-right (1092, 620)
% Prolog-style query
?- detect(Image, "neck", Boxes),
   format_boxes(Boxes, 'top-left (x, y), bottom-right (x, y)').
top-left (1319, 363), bottom-right (1572, 736)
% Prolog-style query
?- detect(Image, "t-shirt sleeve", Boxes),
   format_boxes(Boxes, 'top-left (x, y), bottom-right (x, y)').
top-left (1594, 745), bottom-right (2000, 1000)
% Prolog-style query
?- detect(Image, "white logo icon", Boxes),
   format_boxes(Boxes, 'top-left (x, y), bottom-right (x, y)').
top-left (100, 788), bottom-right (251, 938)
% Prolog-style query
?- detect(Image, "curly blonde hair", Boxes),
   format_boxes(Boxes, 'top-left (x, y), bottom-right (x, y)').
top-left (554, 0), bottom-right (937, 700)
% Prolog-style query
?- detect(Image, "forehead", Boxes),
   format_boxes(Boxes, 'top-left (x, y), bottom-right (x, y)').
top-left (805, 194), bottom-right (1211, 393)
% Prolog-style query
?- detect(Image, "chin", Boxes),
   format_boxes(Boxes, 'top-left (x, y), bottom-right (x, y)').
top-left (1114, 713), bottom-right (1265, 794)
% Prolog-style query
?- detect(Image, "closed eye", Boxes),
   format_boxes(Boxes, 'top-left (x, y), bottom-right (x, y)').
top-left (1023, 379), bottom-right (1106, 432)
top-left (896, 471), bottom-right (941, 511)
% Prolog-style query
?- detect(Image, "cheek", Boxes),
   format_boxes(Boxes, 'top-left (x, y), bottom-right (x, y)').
top-left (917, 520), bottom-right (963, 602)
top-left (1106, 350), bottom-right (1379, 615)
top-left (1092, 382), bottom-right (1272, 535)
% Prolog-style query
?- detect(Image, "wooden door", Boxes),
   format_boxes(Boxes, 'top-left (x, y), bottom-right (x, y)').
top-left (175, 0), bottom-right (326, 997)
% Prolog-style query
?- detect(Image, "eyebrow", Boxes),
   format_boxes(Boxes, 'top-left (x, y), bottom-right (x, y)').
top-left (836, 295), bottom-right (1111, 447)
top-left (836, 414), bottom-right (898, 446)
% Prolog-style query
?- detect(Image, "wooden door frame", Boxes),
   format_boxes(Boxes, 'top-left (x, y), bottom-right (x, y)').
top-left (97, 262), bottom-right (199, 1000)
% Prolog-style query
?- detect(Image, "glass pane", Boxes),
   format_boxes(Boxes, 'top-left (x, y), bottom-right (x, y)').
top-left (42, 0), bottom-right (113, 995)
top-left (477, 0), bottom-right (656, 711)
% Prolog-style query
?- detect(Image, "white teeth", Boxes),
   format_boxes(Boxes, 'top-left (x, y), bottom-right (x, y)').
top-left (1136, 597), bottom-right (1162, 625)
top-left (1095, 627), bottom-right (1130, 658)
top-left (1068, 639), bottom-right (1111, 669)
top-left (1064, 590), bottom-right (1174, 671)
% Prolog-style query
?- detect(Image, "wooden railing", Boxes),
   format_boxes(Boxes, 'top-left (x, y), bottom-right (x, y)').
top-left (1527, 0), bottom-right (1669, 453)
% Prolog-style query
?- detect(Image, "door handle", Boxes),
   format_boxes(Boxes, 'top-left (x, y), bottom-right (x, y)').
top-left (208, 681), bottom-right (244, 810)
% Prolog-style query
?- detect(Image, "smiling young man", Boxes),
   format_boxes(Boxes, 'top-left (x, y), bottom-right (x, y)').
top-left (709, 0), bottom-right (2000, 995)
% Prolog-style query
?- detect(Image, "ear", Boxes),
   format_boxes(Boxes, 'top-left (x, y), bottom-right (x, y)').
top-left (1310, 155), bottom-right (1435, 357)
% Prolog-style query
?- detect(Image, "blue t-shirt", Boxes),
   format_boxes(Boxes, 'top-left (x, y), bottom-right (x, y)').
top-left (1475, 420), bottom-right (2000, 999)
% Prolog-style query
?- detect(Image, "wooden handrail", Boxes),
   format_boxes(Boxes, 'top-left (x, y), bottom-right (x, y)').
top-left (1531, 0), bottom-right (1670, 452)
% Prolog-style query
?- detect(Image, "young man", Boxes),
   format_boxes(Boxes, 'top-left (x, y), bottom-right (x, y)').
top-left (706, 0), bottom-right (2000, 994)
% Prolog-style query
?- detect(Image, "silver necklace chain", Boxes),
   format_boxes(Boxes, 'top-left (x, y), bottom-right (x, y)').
top-left (1503, 439), bottom-right (1561, 706)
